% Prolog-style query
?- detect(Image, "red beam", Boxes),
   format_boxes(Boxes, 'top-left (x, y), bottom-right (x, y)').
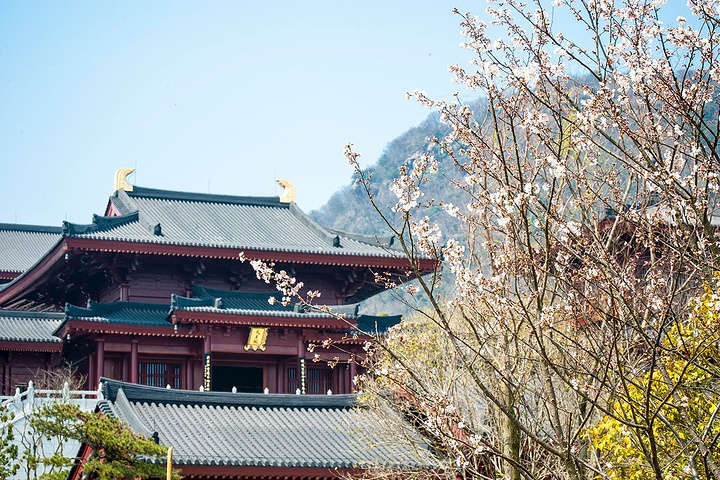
top-left (0, 340), bottom-right (63, 353)
top-left (176, 464), bottom-right (362, 479)
top-left (171, 311), bottom-right (355, 330)
top-left (62, 321), bottom-right (198, 338)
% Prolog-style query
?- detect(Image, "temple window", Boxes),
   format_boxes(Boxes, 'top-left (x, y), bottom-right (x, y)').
top-left (307, 367), bottom-right (333, 395)
top-left (138, 360), bottom-right (182, 389)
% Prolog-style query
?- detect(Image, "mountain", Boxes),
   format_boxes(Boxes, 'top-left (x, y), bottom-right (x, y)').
top-left (309, 112), bottom-right (468, 315)
top-left (310, 112), bottom-right (467, 242)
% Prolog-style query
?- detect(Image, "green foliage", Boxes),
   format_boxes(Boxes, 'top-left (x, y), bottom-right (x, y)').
top-left (29, 403), bottom-right (180, 480)
top-left (0, 407), bottom-right (19, 480)
top-left (588, 275), bottom-right (720, 479)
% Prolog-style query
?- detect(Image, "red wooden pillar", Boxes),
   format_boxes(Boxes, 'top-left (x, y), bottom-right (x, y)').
top-left (130, 340), bottom-right (138, 384)
top-left (185, 357), bottom-right (194, 390)
top-left (275, 362), bottom-right (285, 393)
top-left (203, 329), bottom-right (212, 353)
top-left (95, 339), bottom-right (105, 387)
top-left (1, 362), bottom-right (6, 396)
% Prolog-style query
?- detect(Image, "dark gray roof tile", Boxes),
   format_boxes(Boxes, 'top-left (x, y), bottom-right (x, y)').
top-left (66, 187), bottom-right (398, 258)
top-left (100, 379), bottom-right (434, 470)
top-left (171, 286), bottom-right (399, 333)
top-left (0, 224), bottom-right (62, 274)
top-left (0, 310), bottom-right (63, 342)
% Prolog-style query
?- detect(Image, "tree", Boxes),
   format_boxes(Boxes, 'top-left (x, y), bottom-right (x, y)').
top-left (247, 1), bottom-right (720, 480)
top-left (587, 274), bottom-right (720, 480)
top-left (14, 364), bottom-right (88, 480)
top-left (336, 0), bottom-right (720, 478)
top-left (0, 406), bottom-right (20, 480)
top-left (29, 403), bottom-right (177, 480)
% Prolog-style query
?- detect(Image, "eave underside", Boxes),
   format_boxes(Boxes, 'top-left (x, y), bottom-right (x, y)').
top-left (0, 240), bottom-right (433, 311)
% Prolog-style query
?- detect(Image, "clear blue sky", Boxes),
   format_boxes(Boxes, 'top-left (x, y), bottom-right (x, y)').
top-left (0, 1), bottom-right (478, 226)
top-left (0, 1), bottom-right (692, 226)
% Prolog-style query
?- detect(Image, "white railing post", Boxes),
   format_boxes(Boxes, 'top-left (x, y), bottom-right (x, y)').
top-left (24, 381), bottom-right (35, 415)
top-left (12, 387), bottom-right (21, 415)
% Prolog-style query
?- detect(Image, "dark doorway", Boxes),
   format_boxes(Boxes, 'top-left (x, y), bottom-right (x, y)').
top-left (211, 366), bottom-right (263, 393)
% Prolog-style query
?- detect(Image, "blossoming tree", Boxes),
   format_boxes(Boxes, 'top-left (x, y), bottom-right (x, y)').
top-left (248, 1), bottom-right (720, 479)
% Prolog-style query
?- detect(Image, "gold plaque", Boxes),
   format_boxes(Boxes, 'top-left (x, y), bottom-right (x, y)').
top-left (244, 327), bottom-right (268, 351)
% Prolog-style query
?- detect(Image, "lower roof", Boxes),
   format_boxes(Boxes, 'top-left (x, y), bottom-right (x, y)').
top-left (0, 310), bottom-right (63, 346)
top-left (99, 378), bottom-right (435, 471)
top-left (0, 289), bottom-right (401, 345)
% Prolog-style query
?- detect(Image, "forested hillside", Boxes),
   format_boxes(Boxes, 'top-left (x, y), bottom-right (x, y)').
top-left (310, 112), bottom-right (468, 242)
top-left (309, 110), bottom-right (471, 313)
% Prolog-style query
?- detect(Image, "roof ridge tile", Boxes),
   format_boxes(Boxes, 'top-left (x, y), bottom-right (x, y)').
top-left (128, 185), bottom-right (285, 208)
top-left (0, 223), bottom-right (63, 234)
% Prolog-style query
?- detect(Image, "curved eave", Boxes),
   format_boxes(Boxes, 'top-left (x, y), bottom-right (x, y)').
top-left (62, 237), bottom-right (432, 269)
top-left (0, 271), bottom-right (19, 281)
top-left (171, 310), bottom-right (355, 330)
top-left (0, 340), bottom-right (63, 353)
top-left (0, 238), bottom-right (68, 306)
top-left (59, 320), bottom-right (198, 338)
top-left (0, 236), bottom-right (437, 307)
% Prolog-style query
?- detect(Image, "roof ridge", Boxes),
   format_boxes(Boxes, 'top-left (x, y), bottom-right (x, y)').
top-left (112, 388), bottom-right (157, 439)
top-left (110, 189), bottom-right (141, 216)
top-left (65, 300), bottom-right (170, 318)
top-left (0, 309), bottom-right (65, 319)
top-left (287, 203), bottom-right (344, 249)
top-left (128, 185), bottom-right (286, 208)
top-left (62, 212), bottom-right (139, 236)
top-left (0, 223), bottom-right (63, 234)
top-left (101, 378), bottom-right (357, 409)
top-left (326, 226), bottom-right (398, 250)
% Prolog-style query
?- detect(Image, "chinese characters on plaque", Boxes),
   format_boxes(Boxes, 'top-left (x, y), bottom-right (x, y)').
top-left (244, 327), bottom-right (268, 351)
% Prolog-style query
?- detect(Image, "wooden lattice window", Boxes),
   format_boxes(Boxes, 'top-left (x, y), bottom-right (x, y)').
top-left (138, 361), bottom-right (181, 389)
top-left (307, 367), bottom-right (332, 395)
top-left (287, 367), bottom-right (297, 393)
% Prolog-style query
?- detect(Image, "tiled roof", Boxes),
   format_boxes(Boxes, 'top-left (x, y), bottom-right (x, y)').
top-left (99, 379), bottom-right (435, 470)
top-left (57, 292), bottom-right (399, 334)
top-left (0, 310), bottom-right (63, 343)
top-left (63, 186), bottom-right (399, 258)
top-left (187, 285), bottom-right (294, 312)
top-left (64, 301), bottom-right (171, 327)
top-left (0, 224), bottom-right (62, 274)
top-left (173, 285), bottom-right (400, 333)
top-left (173, 285), bottom-right (357, 319)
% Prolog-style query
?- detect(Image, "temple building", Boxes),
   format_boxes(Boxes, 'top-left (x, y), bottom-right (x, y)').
top-left (0, 170), bottom-right (434, 396)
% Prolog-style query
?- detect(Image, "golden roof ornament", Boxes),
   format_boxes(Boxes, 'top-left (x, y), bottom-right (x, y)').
top-left (277, 179), bottom-right (296, 203)
top-left (114, 168), bottom-right (135, 192)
